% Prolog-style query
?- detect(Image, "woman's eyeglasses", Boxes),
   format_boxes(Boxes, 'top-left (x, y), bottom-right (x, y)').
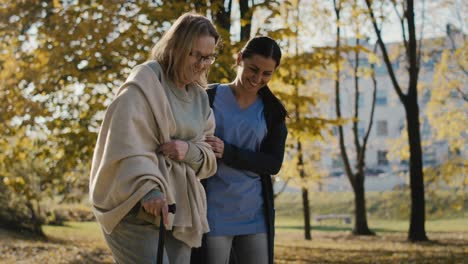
top-left (189, 51), bottom-right (217, 65)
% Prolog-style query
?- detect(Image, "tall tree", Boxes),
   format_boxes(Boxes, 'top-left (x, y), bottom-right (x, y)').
top-left (293, 0), bottom-right (312, 241)
top-left (364, 0), bottom-right (428, 241)
top-left (0, 0), bottom-right (283, 233)
top-left (271, 0), bottom-right (337, 240)
top-left (208, 0), bottom-right (281, 84)
top-left (209, 0), bottom-right (235, 83)
top-left (0, 0), bottom-right (192, 233)
top-left (239, 0), bottom-right (252, 40)
top-left (332, 0), bottom-right (377, 235)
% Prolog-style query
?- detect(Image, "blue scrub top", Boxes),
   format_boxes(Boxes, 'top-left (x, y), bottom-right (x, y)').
top-left (205, 84), bottom-right (268, 236)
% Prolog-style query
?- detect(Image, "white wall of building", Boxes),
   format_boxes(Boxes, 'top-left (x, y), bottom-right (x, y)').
top-left (318, 32), bottom-right (465, 178)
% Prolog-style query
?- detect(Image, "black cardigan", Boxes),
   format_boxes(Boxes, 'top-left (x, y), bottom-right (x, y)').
top-left (191, 84), bottom-right (287, 264)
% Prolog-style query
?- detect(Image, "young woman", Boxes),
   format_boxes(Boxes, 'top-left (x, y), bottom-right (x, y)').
top-left (202, 36), bottom-right (288, 264)
top-left (89, 13), bottom-right (220, 264)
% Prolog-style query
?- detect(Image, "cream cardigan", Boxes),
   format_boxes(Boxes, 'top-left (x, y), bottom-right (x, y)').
top-left (89, 62), bottom-right (217, 247)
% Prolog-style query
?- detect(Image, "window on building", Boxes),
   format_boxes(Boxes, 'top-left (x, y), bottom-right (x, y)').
top-left (423, 58), bottom-right (435, 70)
top-left (358, 121), bottom-right (366, 137)
top-left (424, 151), bottom-right (437, 167)
top-left (376, 90), bottom-right (387, 106)
top-left (377, 150), bottom-right (389, 166)
top-left (357, 92), bottom-right (364, 108)
top-left (377, 120), bottom-right (388, 136)
top-left (332, 126), bottom-right (339, 136)
top-left (398, 118), bottom-right (405, 132)
top-left (422, 119), bottom-right (432, 136)
top-left (449, 89), bottom-right (459, 98)
top-left (422, 90), bottom-right (431, 104)
top-left (374, 64), bottom-right (387, 75)
top-left (332, 157), bottom-right (343, 168)
top-left (358, 127), bottom-right (365, 137)
top-left (400, 159), bottom-right (409, 166)
top-left (360, 58), bottom-right (370, 67)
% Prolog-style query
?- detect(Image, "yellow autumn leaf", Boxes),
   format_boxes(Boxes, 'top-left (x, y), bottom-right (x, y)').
top-left (3, 177), bottom-right (10, 186)
top-left (367, 53), bottom-right (380, 65)
top-left (15, 177), bottom-right (26, 185)
top-left (17, 152), bottom-right (27, 160)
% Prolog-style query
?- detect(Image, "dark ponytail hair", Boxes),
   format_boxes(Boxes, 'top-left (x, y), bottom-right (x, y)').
top-left (239, 36), bottom-right (288, 125)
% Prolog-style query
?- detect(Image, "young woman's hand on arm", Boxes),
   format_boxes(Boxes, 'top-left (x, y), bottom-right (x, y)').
top-left (205, 122), bottom-right (287, 176)
top-left (205, 136), bottom-right (224, 158)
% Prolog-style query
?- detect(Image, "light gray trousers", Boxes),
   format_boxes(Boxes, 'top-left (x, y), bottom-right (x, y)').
top-left (205, 233), bottom-right (268, 264)
top-left (102, 211), bottom-right (191, 264)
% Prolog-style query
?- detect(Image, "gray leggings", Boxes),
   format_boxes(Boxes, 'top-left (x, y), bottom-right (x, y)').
top-left (205, 233), bottom-right (268, 264)
top-left (102, 212), bottom-right (191, 264)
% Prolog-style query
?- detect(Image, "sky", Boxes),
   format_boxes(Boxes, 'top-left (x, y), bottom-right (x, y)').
top-left (232, 0), bottom-right (467, 49)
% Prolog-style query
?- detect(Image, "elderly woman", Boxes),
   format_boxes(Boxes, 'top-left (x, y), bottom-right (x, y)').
top-left (89, 13), bottom-right (219, 264)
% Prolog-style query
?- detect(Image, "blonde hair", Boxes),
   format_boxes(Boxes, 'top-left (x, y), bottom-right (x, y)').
top-left (150, 13), bottom-right (220, 87)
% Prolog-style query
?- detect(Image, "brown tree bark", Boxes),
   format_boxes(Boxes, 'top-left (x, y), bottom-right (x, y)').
top-left (212, 0), bottom-right (232, 31)
top-left (239, 0), bottom-right (252, 41)
top-left (365, 0), bottom-right (428, 241)
top-left (333, 0), bottom-right (374, 236)
top-left (297, 140), bottom-right (312, 240)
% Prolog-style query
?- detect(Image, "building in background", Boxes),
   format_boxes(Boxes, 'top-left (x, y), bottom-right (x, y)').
top-left (318, 25), bottom-right (466, 191)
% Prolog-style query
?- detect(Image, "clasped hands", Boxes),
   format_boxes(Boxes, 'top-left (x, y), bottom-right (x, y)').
top-left (157, 137), bottom-right (224, 160)
top-left (158, 139), bottom-right (189, 161)
top-left (142, 137), bottom-right (224, 222)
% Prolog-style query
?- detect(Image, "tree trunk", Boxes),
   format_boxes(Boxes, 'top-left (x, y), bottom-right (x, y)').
top-left (297, 140), bottom-right (312, 240)
top-left (404, 95), bottom-right (428, 241)
top-left (213, 0), bottom-right (232, 31)
top-left (333, 0), bottom-right (373, 236)
top-left (365, 0), bottom-right (428, 241)
top-left (406, 0), bottom-right (427, 240)
top-left (301, 187), bottom-right (311, 240)
top-left (352, 172), bottom-right (374, 235)
top-left (27, 201), bottom-right (45, 237)
top-left (239, 0), bottom-right (252, 41)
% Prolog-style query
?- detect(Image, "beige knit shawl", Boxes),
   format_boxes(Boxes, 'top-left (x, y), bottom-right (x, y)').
top-left (89, 62), bottom-right (217, 247)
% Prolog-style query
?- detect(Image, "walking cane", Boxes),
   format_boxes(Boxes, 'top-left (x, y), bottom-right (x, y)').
top-left (157, 203), bottom-right (176, 264)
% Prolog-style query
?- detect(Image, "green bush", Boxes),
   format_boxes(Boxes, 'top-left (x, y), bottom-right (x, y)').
top-left (47, 203), bottom-right (95, 225)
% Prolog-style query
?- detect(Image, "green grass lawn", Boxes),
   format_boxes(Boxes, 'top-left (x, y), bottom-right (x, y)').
top-left (275, 191), bottom-right (468, 220)
top-left (274, 216), bottom-right (468, 263)
top-left (0, 217), bottom-right (463, 264)
top-left (1, 190), bottom-right (466, 263)
top-left (276, 216), bottom-right (468, 233)
top-left (0, 222), bottom-right (111, 264)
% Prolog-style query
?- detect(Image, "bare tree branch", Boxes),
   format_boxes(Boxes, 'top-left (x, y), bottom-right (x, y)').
top-left (455, 87), bottom-right (468, 102)
top-left (392, 1), bottom-right (409, 52)
top-left (360, 44), bottom-right (378, 163)
top-left (353, 38), bottom-right (362, 156)
top-left (333, 0), bottom-right (355, 189)
top-left (406, 0), bottom-right (420, 99)
top-left (417, 0), bottom-right (426, 69)
top-left (364, 0), bottom-right (406, 101)
top-left (457, 61), bottom-right (468, 76)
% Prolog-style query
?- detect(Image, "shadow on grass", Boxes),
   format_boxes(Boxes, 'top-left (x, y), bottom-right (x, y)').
top-left (276, 225), bottom-right (351, 232)
top-left (69, 248), bottom-right (113, 264)
top-left (275, 246), bottom-right (468, 264)
top-left (410, 238), bottom-right (468, 248)
top-left (276, 225), bottom-right (401, 233)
